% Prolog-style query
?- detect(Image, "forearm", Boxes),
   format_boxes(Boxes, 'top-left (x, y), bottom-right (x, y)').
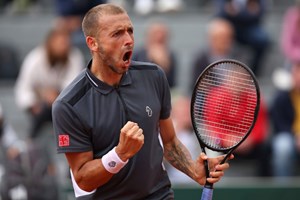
top-left (74, 159), bottom-right (113, 191)
top-left (66, 122), bottom-right (143, 192)
top-left (163, 137), bottom-right (196, 180)
top-left (66, 152), bottom-right (114, 192)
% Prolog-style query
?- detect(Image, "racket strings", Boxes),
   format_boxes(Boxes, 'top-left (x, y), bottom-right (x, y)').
top-left (197, 127), bottom-right (243, 145)
top-left (194, 107), bottom-right (255, 132)
top-left (199, 76), bottom-right (256, 95)
top-left (193, 93), bottom-right (257, 114)
top-left (200, 66), bottom-right (257, 93)
top-left (193, 63), bottom-right (258, 150)
top-left (194, 111), bottom-right (252, 134)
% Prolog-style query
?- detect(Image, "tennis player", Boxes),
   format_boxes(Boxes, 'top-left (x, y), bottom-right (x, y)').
top-left (52, 4), bottom-right (233, 199)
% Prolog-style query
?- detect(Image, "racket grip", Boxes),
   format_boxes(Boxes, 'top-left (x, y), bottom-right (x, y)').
top-left (200, 187), bottom-right (213, 200)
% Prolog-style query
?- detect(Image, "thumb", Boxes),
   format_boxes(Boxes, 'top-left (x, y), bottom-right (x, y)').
top-left (197, 152), bottom-right (208, 165)
top-left (195, 152), bottom-right (210, 185)
top-left (200, 152), bottom-right (208, 160)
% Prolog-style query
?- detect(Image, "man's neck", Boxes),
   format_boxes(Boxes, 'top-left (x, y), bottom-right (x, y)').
top-left (90, 60), bottom-right (122, 86)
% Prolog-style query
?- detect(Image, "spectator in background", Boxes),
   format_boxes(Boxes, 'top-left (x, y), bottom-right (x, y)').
top-left (0, 103), bottom-right (24, 161)
top-left (270, 61), bottom-right (300, 177)
top-left (214, 0), bottom-right (270, 76)
top-left (15, 27), bottom-right (84, 139)
top-left (280, 0), bottom-right (300, 69)
top-left (0, 103), bottom-right (59, 200)
top-left (133, 20), bottom-right (177, 88)
top-left (0, 103), bottom-right (25, 200)
top-left (235, 97), bottom-right (270, 176)
top-left (54, 0), bottom-right (107, 61)
top-left (190, 18), bottom-right (241, 92)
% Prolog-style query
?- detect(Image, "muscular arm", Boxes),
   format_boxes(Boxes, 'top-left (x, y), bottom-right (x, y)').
top-left (65, 121), bottom-right (144, 192)
top-left (65, 151), bottom-right (113, 192)
top-left (160, 117), bottom-right (231, 185)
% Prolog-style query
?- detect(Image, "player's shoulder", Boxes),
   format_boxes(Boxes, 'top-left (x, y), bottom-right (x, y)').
top-left (55, 70), bottom-right (91, 105)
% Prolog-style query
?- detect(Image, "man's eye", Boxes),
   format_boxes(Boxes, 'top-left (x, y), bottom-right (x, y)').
top-left (113, 31), bottom-right (121, 37)
top-left (128, 28), bottom-right (133, 34)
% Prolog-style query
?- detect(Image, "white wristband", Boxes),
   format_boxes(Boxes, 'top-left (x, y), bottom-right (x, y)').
top-left (101, 147), bottom-right (128, 174)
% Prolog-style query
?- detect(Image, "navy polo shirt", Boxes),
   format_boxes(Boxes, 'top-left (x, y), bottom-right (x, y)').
top-left (52, 60), bottom-right (174, 199)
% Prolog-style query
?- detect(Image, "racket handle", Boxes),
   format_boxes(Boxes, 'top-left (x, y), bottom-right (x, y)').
top-left (200, 187), bottom-right (213, 200)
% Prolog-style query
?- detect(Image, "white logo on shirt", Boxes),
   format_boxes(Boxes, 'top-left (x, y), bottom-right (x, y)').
top-left (146, 106), bottom-right (152, 117)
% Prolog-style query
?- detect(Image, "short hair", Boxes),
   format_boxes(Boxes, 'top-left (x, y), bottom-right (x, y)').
top-left (82, 4), bottom-right (126, 37)
top-left (45, 27), bottom-right (70, 44)
top-left (207, 18), bottom-right (234, 37)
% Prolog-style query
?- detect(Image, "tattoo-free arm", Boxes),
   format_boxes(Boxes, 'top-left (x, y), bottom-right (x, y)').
top-left (65, 151), bottom-right (114, 192)
top-left (65, 121), bottom-right (144, 192)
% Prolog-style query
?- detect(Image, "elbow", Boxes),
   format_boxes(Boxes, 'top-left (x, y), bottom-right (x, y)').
top-left (78, 184), bottom-right (96, 193)
top-left (71, 171), bottom-right (97, 193)
top-left (75, 176), bottom-right (97, 192)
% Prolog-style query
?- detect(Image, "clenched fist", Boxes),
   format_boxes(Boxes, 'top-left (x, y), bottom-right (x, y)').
top-left (115, 121), bottom-right (144, 161)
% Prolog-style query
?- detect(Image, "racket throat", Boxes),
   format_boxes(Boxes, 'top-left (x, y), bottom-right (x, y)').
top-left (221, 149), bottom-right (234, 164)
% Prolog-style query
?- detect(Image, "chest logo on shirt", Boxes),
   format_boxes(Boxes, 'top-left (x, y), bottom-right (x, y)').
top-left (58, 134), bottom-right (70, 147)
top-left (146, 106), bottom-right (152, 117)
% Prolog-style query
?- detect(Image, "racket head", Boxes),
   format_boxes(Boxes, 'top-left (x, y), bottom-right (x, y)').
top-left (191, 59), bottom-right (260, 152)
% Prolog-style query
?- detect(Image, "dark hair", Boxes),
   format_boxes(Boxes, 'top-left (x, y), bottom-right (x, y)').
top-left (45, 27), bottom-right (71, 67)
top-left (82, 4), bottom-right (126, 37)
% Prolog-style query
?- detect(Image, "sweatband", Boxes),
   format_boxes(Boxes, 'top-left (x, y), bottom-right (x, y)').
top-left (102, 147), bottom-right (128, 174)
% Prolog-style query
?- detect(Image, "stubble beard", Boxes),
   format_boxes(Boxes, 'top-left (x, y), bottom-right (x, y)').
top-left (108, 64), bottom-right (127, 75)
top-left (98, 46), bottom-right (127, 75)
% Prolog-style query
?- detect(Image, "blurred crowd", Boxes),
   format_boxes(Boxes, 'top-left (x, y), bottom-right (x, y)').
top-left (1, 0), bottom-right (300, 199)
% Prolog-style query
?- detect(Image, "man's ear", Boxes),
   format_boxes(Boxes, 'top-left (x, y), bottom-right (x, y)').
top-left (86, 36), bottom-right (98, 52)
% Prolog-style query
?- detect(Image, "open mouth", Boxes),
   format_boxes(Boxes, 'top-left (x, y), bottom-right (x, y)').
top-left (123, 51), bottom-right (132, 62)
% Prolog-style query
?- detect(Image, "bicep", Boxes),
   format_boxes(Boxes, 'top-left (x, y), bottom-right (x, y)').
top-left (65, 151), bottom-right (93, 173)
top-left (159, 117), bottom-right (176, 145)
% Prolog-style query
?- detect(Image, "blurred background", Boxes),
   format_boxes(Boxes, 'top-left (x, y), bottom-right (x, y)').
top-left (0, 0), bottom-right (300, 199)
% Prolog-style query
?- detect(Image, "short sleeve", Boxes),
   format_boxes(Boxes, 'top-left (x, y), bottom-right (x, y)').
top-left (52, 100), bottom-right (92, 153)
top-left (158, 67), bottom-right (172, 120)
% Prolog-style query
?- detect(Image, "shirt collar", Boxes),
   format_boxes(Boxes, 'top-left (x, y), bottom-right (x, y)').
top-left (85, 60), bottom-right (132, 94)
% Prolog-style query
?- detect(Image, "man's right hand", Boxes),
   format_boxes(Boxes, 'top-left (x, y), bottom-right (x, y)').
top-left (115, 121), bottom-right (144, 161)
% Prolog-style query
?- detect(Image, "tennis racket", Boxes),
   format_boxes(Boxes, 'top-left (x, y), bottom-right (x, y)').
top-left (190, 59), bottom-right (260, 200)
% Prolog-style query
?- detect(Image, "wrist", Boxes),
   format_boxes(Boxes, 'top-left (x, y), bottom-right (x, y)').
top-left (115, 146), bottom-right (129, 162)
top-left (102, 147), bottom-right (128, 174)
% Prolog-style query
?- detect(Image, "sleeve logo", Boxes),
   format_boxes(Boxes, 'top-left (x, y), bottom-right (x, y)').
top-left (59, 134), bottom-right (70, 147)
